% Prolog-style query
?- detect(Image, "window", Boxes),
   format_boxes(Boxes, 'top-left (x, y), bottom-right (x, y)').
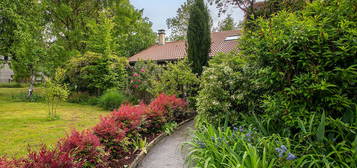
top-left (225, 35), bottom-right (240, 41)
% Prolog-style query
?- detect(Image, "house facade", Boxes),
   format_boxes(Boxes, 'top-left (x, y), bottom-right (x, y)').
top-left (128, 30), bottom-right (241, 63)
top-left (0, 56), bottom-right (14, 83)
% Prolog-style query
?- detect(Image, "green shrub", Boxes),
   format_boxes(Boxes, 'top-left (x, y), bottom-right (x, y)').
top-left (44, 69), bottom-right (69, 120)
top-left (11, 92), bottom-right (45, 102)
top-left (128, 61), bottom-right (162, 103)
top-left (65, 52), bottom-right (128, 96)
top-left (196, 52), bottom-right (248, 125)
top-left (0, 82), bottom-right (24, 88)
top-left (195, 0), bottom-right (357, 167)
top-left (67, 92), bottom-right (98, 105)
top-left (186, 124), bottom-right (299, 168)
top-left (98, 89), bottom-right (127, 110)
top-left (148, 59), bottom-right (199, 106)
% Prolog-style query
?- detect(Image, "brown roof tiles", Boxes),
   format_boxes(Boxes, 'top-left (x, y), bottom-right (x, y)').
top-left (128, 30), bottom-right (240, 62)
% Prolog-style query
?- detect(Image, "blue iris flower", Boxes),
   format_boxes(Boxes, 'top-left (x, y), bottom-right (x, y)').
top-left (286, 153), bottom-right (297, 160)
top-left (197, 141), bottom-right (206, 149)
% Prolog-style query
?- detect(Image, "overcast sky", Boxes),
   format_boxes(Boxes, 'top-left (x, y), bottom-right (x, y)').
top-left (130, 0), bottom-right (245, 35)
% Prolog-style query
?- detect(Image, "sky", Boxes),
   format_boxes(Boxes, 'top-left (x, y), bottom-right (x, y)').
top-left (130, 0), bottom-right (245, 35)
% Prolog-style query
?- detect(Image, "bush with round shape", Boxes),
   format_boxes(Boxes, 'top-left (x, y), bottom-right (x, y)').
top-left (98, 89), bottom-right (127, 110)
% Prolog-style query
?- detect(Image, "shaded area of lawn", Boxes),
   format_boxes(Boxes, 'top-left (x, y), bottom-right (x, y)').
top-left (0, 88), bottom-right (108, 158)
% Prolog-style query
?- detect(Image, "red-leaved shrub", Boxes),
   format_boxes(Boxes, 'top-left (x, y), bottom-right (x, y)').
top-left (93, 103), bottom-right (149, 159)
top-left (111, 103), bottom-right (147, 131)
top-left (92, 115), bottom-right (128, 159)
top-left (0, 94), bottom-right (189, 167)
top-left (149, 94), bottom-right (187, 121)
top-left (23, 146), bottom-right (82, 168)
top-left (58, 130), bottom-right (109, 168)
top-left (0, 157), bottom-right (22, 168)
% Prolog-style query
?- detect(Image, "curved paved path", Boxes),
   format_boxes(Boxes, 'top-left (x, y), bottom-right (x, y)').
top-left (137, 120), bottom-right (194, 168)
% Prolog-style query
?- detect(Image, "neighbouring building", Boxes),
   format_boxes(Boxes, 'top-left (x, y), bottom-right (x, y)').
top-left (0, 56), bottom-right (14, 83)
top-left (128, 29), bottom-right (241, 63)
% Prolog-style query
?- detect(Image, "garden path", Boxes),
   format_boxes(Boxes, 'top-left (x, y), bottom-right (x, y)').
top-left (137, 120), bottom-right (194, 168)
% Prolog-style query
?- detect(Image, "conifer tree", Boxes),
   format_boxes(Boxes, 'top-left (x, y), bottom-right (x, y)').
top-left (187, 0), bottom-right (211, 75)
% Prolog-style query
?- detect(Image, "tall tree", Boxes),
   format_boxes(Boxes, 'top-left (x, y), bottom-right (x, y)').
top-left (208, 0), bottom-right (307, 20)
top-left (217, 15), bottom-right (237, 31)
top-left (187, 0), bottom-right (211, 75)
top-left (0, 0), bottom-right (46, 96)
top-left (111, 1), bottom-right (156, 57)
top-left (166, 0), bottom-right (194, 41)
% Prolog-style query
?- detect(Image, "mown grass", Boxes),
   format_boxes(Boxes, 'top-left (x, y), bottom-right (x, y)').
top-left (0, 88), bottom-right (108, 158)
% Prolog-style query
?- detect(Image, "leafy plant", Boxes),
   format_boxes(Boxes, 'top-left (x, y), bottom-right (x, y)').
top-left (128, 60), bottom-right (162, 103)
top-left (148, 59), bottom-right (199, 106)
top-left (133, 138), bottom-right (148, 154)
top-left (11, 92), bottom-right (45, 102)
top-left (98, 89), bottom-right (127, 110)
top-left (65, 52), bottom-right (128, 96)
top-left (58, 130), bottom-right (109, 168)
top-left (185, 124), bottom-right (299, 168)
top-left (163, 122), bottom-right (178, 135)
top-left (44, 69), bottom-right (69, 120)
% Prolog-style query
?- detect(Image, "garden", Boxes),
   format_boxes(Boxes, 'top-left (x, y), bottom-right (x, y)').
top-left (0, 0), bottom-right (356, 167)
top-left (187, 0), bottom-right (357, 167)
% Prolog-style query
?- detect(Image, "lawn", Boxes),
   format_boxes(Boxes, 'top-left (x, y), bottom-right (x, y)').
top-left (0, 87), bottom-right (108, 158)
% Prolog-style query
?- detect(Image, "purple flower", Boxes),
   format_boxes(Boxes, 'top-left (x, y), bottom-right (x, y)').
top-left (280, 145), bottom-right (287, 153)
top-left (286, 153), bottom-right (297, 160)
top-left (197, 141), bottom-right (206, 149)
top-left (233, 127), bottom-right (238, 131)
top-left (239, 126), bottom-right (244, 132)
top-left (275, 145), bottom-right (288, 157)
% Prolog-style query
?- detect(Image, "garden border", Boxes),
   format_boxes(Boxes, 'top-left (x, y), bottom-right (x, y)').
top-left (128, 118), bottom-right (194, 168)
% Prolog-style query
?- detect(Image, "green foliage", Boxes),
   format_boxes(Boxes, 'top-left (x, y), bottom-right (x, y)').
top-left (148, 59), bottom-right (199, 103)
top-left (217, 15), bottom-right (237, 31)
top-left (194, 0), bottom-right (357, 167)
top-left (110, 0), bottom-right (156, 57)
top-left (67, 92), bottom-right (98, 105)
top-left (85, 11), bottom-right (115, 57)
top-left (0, 82), bottom-right (25, 88)
top-left (128, 61), bottom-right (162, 103)
top-left (44, 69), bottom-right (69, 120)
top-left (11, 92), bottom-right (45, 103)
top-left (166, 0), bottom-right (194, 41)
top-left (98, 89), bottom-right (127, 111)
top-left (186, 124), bottom-right (297, 168)
top-left (65, 52), bottom-right (128, 95)
top-left (187, 0), bottom-right (211, 75)
top-left (196, 52), bottom-right (245, 124)
top-left (162, 122), bottom-right (178, 135)
top-left (133, 138), bottom-right (148, 154)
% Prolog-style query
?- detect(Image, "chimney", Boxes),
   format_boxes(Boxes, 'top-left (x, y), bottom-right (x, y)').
top-left (158, 29), bottom-right (166, 45)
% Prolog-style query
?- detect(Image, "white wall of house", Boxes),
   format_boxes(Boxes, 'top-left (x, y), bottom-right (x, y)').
top-left (0, 63), bottom-right (14, 83)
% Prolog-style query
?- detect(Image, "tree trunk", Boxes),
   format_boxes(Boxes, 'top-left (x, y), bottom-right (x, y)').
top-left (27, 70), bottom-right (35, 98)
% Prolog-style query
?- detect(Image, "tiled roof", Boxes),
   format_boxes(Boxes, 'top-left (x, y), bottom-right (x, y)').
top-left (128, 30), bottom-right (240, 62)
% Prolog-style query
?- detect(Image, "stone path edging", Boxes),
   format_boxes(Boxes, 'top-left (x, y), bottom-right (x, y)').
top-left (128, 118), bottom-right (194, 168)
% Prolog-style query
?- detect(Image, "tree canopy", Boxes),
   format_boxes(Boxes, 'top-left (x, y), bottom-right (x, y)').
top-left (187, 0), bottom-right (211, 75)
top-left (166, 0), bottom-right (194, 41)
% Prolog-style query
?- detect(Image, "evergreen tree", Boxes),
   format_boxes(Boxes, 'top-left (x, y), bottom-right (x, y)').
top-left (187, 0), bottom-right (211, 75)
top-left (217, 15), bottom-right (237, 31)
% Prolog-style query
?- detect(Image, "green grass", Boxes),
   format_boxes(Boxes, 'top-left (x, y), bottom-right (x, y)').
top-left (0, 88), bottom-right (108, 158)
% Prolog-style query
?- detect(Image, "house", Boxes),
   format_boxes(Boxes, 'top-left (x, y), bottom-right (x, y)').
top-left (128, 30), bottom-right (241, 63)
top-left (0, 56), bottom-right (14, 83)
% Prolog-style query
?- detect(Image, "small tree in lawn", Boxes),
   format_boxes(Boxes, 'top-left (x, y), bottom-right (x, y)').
top-left (45, 68), bottom-right (69, 120)
top-left (187, 0), bottom-right (211, 75)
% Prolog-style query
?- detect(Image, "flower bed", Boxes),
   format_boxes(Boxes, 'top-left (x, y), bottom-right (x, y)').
top-left (0, 94), bottom-right (192, 168)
